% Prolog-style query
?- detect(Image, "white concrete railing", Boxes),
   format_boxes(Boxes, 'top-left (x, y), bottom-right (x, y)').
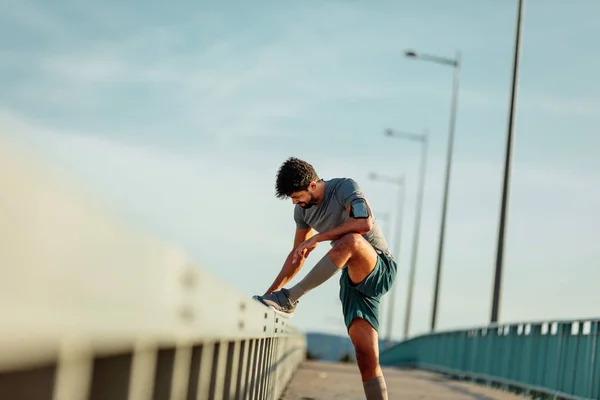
top-left (0, 137), bottom-right (305, 400)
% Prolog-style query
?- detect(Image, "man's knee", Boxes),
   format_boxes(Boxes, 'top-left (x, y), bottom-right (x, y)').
top-left (336, 232), bottom-right (365, 252)
top-left (332, 233), bottom-right (377, 284)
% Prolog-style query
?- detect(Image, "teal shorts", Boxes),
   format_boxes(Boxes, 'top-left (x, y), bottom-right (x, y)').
top-left (339, 250), bottom-right (397, 333)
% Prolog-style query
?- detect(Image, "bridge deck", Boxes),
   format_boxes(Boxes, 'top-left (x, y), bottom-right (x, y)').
top-left (282, 361), bottom-right (522, 400)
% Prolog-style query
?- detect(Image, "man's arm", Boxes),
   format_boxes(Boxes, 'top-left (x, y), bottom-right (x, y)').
top-left (291, 179), bottom-right (374, 263)
top-left (313, 178), bottom-right (373, 243)
top-left (291, 202), bottom-right (374, 263)
top-left (264, 227), bottom-right (315, 295)
top-left (313, 203), bottom-right (372, 243)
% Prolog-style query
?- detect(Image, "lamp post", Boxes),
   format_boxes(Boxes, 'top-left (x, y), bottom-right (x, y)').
top-left (374, 211), bottom-right (393, 244)
top-left (384, 129), bottom-right (428, 339)
top-left (373, 210), bottom-right (392, 330)
top-left (491, 0), bottom-right (524, 324)
top-left (405, 49), bottom-right (461, 332)
top-left (368, 172), bottom-right (405, 347)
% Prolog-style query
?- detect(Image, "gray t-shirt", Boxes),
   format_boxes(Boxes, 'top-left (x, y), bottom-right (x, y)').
top-left (294, 177), bottom-right (390, 254)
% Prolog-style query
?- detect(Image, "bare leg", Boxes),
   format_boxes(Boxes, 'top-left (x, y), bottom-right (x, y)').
top-left (349, 318), bottom-right (388, 399)
top-left (328, 233), bottom-right (379, 284)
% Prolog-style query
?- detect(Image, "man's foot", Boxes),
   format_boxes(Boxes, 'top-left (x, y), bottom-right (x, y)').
top-left (252, 288), bottom-right (297, 318)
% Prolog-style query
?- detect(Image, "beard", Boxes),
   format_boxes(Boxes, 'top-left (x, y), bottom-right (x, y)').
top-left (299, 193), bottom-right (317, 209)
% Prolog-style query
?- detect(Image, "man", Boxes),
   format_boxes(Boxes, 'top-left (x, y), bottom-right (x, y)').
top-left (253, 157), bottom-right (397, 400)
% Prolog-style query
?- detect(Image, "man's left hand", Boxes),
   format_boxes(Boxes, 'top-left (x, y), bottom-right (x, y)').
top-left (292, 236), bottom-right (319, 264)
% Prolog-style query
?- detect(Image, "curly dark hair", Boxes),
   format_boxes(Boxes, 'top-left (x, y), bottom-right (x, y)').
top-left (275, 157), bottom-right (319, 199)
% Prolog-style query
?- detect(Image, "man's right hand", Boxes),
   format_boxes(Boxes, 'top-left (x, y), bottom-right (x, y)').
top-left (263, 227), bottom-right (314, 297)
top-left (291, 236), bottom-right (318, 264)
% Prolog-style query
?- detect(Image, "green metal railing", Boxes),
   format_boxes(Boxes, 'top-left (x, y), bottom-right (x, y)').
top-left (380, 318), bottom-right (600, 399)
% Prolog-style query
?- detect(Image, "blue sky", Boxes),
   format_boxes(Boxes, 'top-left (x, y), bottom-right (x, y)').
top-left (2, 0), bottom-right (599, 339)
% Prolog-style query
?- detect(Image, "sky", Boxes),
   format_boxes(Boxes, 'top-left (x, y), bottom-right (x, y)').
top-left (2, 0), bottom-right (599, 340)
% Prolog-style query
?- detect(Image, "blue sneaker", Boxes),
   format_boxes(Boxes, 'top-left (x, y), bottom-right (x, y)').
top-left (253, 288), bottom-right (297, 318)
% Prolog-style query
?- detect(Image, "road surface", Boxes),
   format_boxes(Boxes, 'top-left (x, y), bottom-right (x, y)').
top-left (281, 361), bottom-right (523, 400)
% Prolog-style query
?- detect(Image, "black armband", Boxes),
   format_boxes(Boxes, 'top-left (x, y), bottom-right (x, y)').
top-left (350, 199), bottom-right (370, 219)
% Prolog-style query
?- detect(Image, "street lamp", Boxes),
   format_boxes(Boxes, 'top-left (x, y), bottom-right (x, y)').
top-left (405, 48), bottom-right (461, 332)
top-left (374, 210), bottom-right (393, 243)
top-left (404, 50), bottom-right (460, 67)
top-left (491, 0), bottom-right (524, 324)
top-left (368, 172), bottom-right (406, 348)
top-left (373, 210), bottom-right (392, 332)
top-left (385, 129), bottom-right (429, 339)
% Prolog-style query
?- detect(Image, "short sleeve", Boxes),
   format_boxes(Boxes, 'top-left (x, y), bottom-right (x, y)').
top-left (293, 205), bottom-right (310, 229)
top-left (336, 178), bottom-right (366, 208)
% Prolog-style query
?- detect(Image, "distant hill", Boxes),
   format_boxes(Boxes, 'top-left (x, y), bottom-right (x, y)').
top-left (306, 332), bottom-right (399, 362)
